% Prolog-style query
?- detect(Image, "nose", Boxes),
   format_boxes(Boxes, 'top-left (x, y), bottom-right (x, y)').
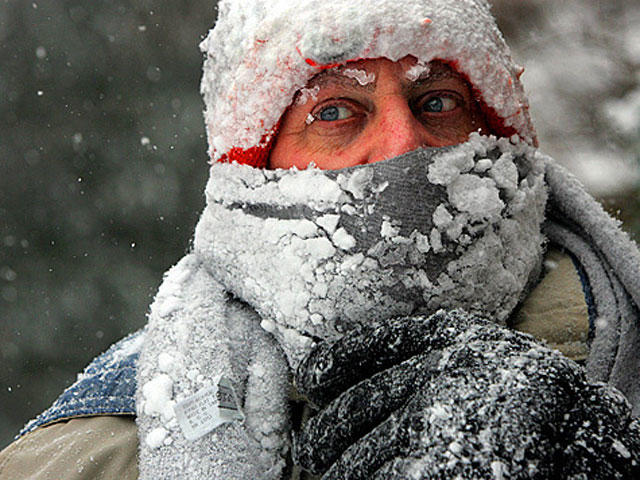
top-left (365, 96), bottom-right (429, 163)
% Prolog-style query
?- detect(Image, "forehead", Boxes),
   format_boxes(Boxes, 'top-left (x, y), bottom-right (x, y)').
top-left (305, 58), bottom-right (463, 91)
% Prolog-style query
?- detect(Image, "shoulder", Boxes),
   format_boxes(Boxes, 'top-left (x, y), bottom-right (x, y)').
top-left (0, 331), bottom-right (144, 480)
top-left (0, 416), bottom-right (138, 480)
top-left (511, 247), bottom-right (590, 361)
top-left (20, 330), bottom-right (143, 437)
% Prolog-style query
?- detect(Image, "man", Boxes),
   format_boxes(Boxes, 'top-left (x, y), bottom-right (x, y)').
top-left (2, 0), bottom-right (639, 478)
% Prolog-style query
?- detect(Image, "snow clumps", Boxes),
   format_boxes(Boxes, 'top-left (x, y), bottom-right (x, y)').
top-left (342, 68), bottom-right (376, 86)
top-left (194, 134), bottom-right (547, 368)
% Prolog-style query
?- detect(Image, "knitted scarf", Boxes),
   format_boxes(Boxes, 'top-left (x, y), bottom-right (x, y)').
top-left (136, 135), bottom-right (550, 478)
top-left (544, 160), bottom-right (640, 414)
top-left (193, 134), bottom-right (547, 367)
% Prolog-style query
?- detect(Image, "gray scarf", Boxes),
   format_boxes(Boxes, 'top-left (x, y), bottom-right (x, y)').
top-left (544, 161), bottom-right (640, 414)
top-left (194, 134), bottom-right (548, 368)
top-left (138, 136), bottom-right (640, 478)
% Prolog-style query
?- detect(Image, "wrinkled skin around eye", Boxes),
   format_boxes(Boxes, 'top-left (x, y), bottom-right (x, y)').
top-left (268, 56), bottom-right (489, 170)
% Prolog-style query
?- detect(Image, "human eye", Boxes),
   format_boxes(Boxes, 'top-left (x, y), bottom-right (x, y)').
top-left (415, 92), bottom-right (460, 114)
top-left (313, 103), bottom-right (355, 122)
top-left (304, 97), bottom-right (367, 138)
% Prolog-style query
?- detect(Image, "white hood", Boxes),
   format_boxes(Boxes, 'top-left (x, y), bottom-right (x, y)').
top-left (200, 0), bottom-right (536, 162)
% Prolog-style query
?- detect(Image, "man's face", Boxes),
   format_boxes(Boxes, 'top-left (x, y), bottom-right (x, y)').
top-left (269, 56), bottom-right (488, 170)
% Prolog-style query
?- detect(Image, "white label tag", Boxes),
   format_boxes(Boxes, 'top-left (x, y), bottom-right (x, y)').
top-left (174, 377), bottom-right (244, 442)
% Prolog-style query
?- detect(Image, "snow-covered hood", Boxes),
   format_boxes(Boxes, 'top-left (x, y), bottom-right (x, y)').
top-left (194, 134), bottom-right (548, 367)
top-left (200, 0), bottom-right (535, 163)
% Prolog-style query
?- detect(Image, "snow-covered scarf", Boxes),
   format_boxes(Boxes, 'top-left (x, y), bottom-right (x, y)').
top-left (193, 134), bottom-right (546, 368)
top-left (136, 136), bottom-right (549, 478)
top-left (134, 0), bottom-right (640, 476)
top-left (135, 142), bottom-right (640, 479)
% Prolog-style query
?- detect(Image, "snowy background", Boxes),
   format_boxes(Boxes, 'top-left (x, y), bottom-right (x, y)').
top-left (0, 0), bottom-right (638, 449)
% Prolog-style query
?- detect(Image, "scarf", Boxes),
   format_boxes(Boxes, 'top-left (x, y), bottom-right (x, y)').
top-left (136, 135), bottom-right (640, 479)
top-left (544, 161), bottom-right (640, 414)
top-left (193, 134), bottom-right (547, 368)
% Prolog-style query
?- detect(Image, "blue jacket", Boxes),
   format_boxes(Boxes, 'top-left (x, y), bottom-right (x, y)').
top-left (18, 330), bottom-right (143, 438)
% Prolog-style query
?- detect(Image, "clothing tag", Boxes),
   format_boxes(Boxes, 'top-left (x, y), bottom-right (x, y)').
top-left (174, 377), bottom-right (244, 442)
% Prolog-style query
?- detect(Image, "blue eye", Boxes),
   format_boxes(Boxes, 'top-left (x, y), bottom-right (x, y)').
top-left (422, 96), bottom-right (457, 113)
top-left (425, 97), bottom-right (443, 112)
top-left (317, 105), bottom-right (353, 121)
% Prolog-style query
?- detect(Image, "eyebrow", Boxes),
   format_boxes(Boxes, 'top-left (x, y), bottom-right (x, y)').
top-left (408, 63), bottom-right (462, 88)
top-left (306, 69), bottom-right (377, 92)
top-left (305, 61), bottom-right (461, 95)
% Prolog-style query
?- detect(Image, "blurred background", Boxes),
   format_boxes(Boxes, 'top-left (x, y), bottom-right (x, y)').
top-left (1, 0), bottom-right (639, 449)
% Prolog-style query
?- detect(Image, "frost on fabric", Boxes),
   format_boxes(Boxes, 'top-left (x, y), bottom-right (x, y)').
top-left (200, 0), bottom-right (535, 160)
top-left (332, 228), bottom-right (356, 250)
top-left (316, 214), bottom-right (340, 235)
top-left (207, 166), bottom-right (344, 211)
top-left (141, 374), bottom-right (175, 422)
top-left (194, 134), bottom-right (547, 368)
top-left (109, 331), bottom-right (145, 364)
top-left (342, 68), bottom-right (376, 86)
top-left (448, 175), bottom-right (504, 221)
top-left (338, 167), bottom-right (375, 200)
top-left (146, 427), bottom-right (169, 449)
top-left (153, 256), bottom-right (198, 318)
top-left (295, 312), bottom-right (640, 479)
top-left (490, 153), bottom-right (519, 193)
top-left (138, 254), bottom-right (291, 478)
top-left (380, 218), bottom-right (401, 239)
top-left (612, 439), bottom-right (632, 459)
top-left (432, 204), bottom-right (452, 229)
top-left (158, 353), bottom-right (176, 374)
top-left (296, 86), bottom-right (320, 105)
top-left (137, 141), bottom-right (548, 477)
top-left (405, 60), bottom-right (430, 81)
